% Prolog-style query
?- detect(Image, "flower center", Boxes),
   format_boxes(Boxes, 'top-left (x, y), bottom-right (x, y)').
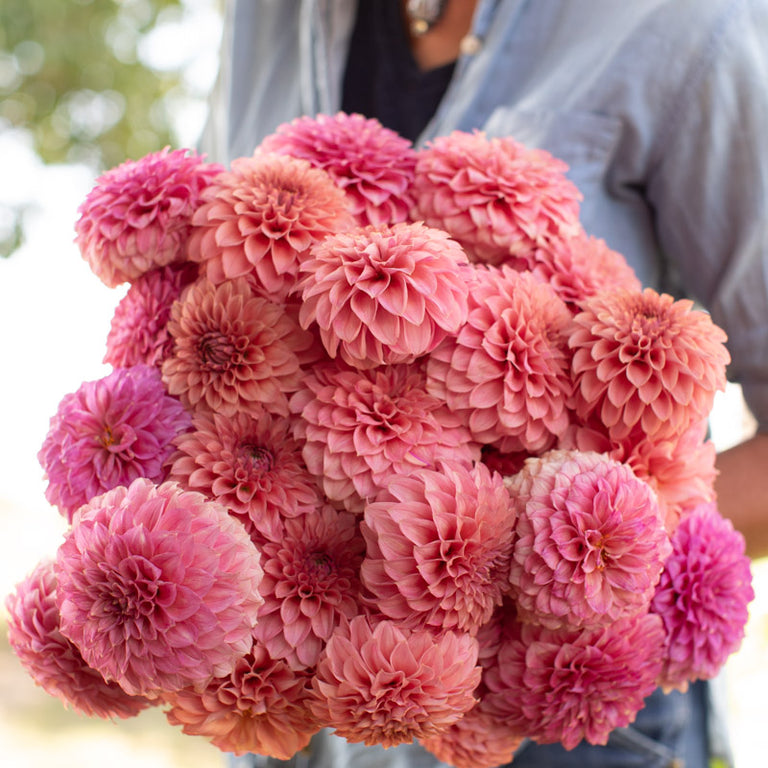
top-left (198, 331), bottom-right (236, 370)
top-left (241, 443), bottom-right (274, 473)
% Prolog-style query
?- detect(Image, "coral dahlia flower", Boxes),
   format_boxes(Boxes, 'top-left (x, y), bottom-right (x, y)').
top-left (188, 152), bottom-right (350, 302)
top-left (310, 616), bottom-right (480, 747)
top-left (259, 112), bottom-right (417, 227)
top-left (164, 642), bottom-right (319, 759)
top-left (361, 461), bottom-right (516, 634)
top-left (290, 360), bottom-right (478, 512)
top-left (167, 409), bottom-right (322, 543)
top-left (39, 364), bottom-right (191, 523)
top-left (427, 266), bottom-right (574, 454)
top-left (255, 505), bottom-right (365, 670)
top-left (75, 147), bottom-right (223, 287)
top-left (54, 478), bottom-right (264, 697)
top-left (299, 221), bottom-right (470, 369)
top-left (483, 613), bottom-right (665, 749)
top-left (652, 502), bottom-right (753, 691)
top-left (104, 263), bottom-right (198, 369)
top-left (161, 277), bottom-right (312, 417)
top-left (508, 450), bottom-right (670, 630)
top-left (412, 130), bottom-right (582, 264)
top-left (569, 288), bottom-right (730, 442)
top-left (5, 560), bottom-right (152, 719)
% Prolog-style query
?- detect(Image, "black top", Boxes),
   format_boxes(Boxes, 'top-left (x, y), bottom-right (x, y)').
top-left (341, 0), bottom-right (456, 143)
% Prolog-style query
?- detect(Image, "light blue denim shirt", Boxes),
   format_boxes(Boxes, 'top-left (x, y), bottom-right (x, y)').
top-left (204, 0), bottom-right (768, 432)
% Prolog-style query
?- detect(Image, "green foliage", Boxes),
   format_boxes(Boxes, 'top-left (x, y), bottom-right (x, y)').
top-left (0, 0), bottom-right (185, 171)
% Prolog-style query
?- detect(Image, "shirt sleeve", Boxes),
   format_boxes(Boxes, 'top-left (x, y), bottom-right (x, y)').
top-left (646, 0), bottom-right (768, 432)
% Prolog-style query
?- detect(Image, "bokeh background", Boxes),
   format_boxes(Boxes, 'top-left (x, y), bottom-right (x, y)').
top-left (1, 2), bottom-right (766, 766)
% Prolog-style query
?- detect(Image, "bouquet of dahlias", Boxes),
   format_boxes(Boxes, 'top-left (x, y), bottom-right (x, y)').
top-left (6, 114), bottom-right (755, 767)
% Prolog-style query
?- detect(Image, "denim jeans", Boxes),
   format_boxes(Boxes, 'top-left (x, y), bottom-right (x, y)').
top-left (229, 681), bottom-right (720, 768)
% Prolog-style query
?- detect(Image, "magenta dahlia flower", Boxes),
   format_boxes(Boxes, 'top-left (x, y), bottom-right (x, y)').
top-left (427, 266), bottom-right (574, 454)
top-left (412, 130), bottom-right (582, 265)
top-left (299, 221), bottom-right (470, 369)
top-left (524, 233), bottom-right (642, 311)
top-left (164, 642), bottom-right (319, 759)
top-left (310, 616), bottom-right (481, 747)
top-left (255, 505), bottom-right (365, 670)
top-left (38, 365), bottom-right (191, 523)
top-left (188, 152), bottom-right (350, 302)
top-left (484, 613), bottom-right (665, 749)
top-left (652, 502), bottom-right (753, 691)
top-left (5, 560), bottom-right (153, 719)
top-left (420, 699), bottom-right (523, 768)
top-left (508, 450), bottom-right (670, 630)
top-left (167, 409), bottom-right (322, 543)
top-left (569, 288), bottom-right (730, 441)
top-left (161, 277), bottom-right (312, 417)
top-left (75, 147), bottom-right (222, 287)
top-left (361, 461), bottom-right (516, 634)
top-left (290, 360), bottom-right (478, 512)
top-left (259, 112), bottom-right (417, 227)
top-left (54, 478), bottom-right (264, 697)
top-left (104, 263), bottom-right (198, 369)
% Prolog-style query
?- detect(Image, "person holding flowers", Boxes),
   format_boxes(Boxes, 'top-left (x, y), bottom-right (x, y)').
top-left (199, 1), bottom-right (768, 767)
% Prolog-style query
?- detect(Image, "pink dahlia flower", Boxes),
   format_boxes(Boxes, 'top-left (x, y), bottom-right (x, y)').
top-left (483, 613), bottom-right (665, 749)
top-left (54, 478), bottom-right (264, 697)
top-left (420, 699), bottom-right (523, 768)
top-left (38, 365), bottom-right (191, 523)
top-left (412, 130), bottom-right (582, 265)
top-left (164, 642), bottom-right (319, 759)
top-left (361, 461), bottom-right (516, 634)
top-left (569, 288), bottom-right (730, 442)
top-left (290, 360), bottom-right (478, 512)
top-left (259, 112), bottom-right (417, 227)
top-left (255, 505), bottom-right (365, 670)
top-left (188, 152), bottom-right (350, 302)
top-left (167, 409), bottom-right (322, 543)
top-left (310, 616), bottom-right (480, 747)
top-left (299, 221), bottom-right (470, 369)
top-left (75, 147), bottom-right (223, 287)
top-left (5, 560), bottom-right (152, 719)
top-left (508, 450), bottom-right (670, 630)
top-left (161, 277), bottom-right (312, 417)
top-left (104, 263), bottom-right (198, 369)
top-left (652, 502), bottom-right (753, 691)
top-left (524, 233), bottom-right (642, 311)
top-left (427, 266), bottom-right (574, 454)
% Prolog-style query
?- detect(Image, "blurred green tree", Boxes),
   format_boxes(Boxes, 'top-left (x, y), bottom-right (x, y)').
top-left (0, 0), bottom-right (216, 256)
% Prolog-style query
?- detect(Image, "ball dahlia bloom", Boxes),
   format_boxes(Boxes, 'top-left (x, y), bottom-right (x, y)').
top-left (188, 152), bottom-right (351, 302)
top-left (299, 221), bottom-right (470, 369)
top-left (255, 505), bottom-right (366, 670)
top-left (412, 130), bottom-right (582, 264)
top-left (508, 450), bottom-right (670, 630)
top-left (569, 288), bottom-right (730, 442)
top-left (483, 613), bottom-right (665, 750)
top-left (259, 112), bottom-right (417, 227)
top-left (361, 461), bottom-right (516, 634)
top-left (310, 616), bottom-right (481, 748)
top-left (104, 263), bottom-right (198, 369)
top-left (420, 699), bottom-right (523, 768)
top-left (54, 478), bottom-right (264, 698)
top-left (167, 409), bottom-right (322, 542)
top-left (161, 277), bottom-right (312, 417)
top-left (5, 560), bottom-right (152, 719)
top-left (164, 642), bottom-right (319, 759)
top-left (38, 364), bottom-right (191, 523)
top-left (524, 233), bottom-right (642, 311)
top-left (290, 360), bottom-right (478, 512)
top-left (652, 502), bottom-right (753, 691)
top-left (427, 266), bottom-right (574, 454)
top-left (75, 147), bottom-right (223, 287)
